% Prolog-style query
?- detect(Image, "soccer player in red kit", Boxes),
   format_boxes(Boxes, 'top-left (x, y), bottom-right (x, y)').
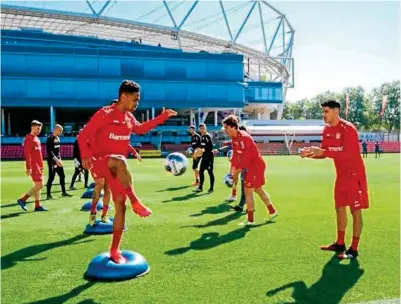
top-left (222, 115), bottom-right (278, 225)
top-left (79, 80), bottom-right (177, 263)
top-left (86, 100), bottom-right (143, 226)
top-left (17, 120), bottom-right (48, 212)
top-left (300, 100), bottom-right (369, 260)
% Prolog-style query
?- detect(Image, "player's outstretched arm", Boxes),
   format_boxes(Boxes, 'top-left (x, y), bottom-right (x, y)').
top-left (127, 145), bottom-right (142, 162)
top-left (131, 108), bottom-right (177, 135)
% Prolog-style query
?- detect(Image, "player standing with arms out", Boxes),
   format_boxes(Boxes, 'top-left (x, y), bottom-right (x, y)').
top-left (69, 130), bottom-right (89, 190)
top-left (79, 80), bottom-right (177, 263)
top-left (46, 124), bottom-right (72, 199)
top-left (187, 125), bottom-right (201, 186)
top-left (222, 115), bottom-right (278, 225)
top-left (300, 100), bottom-right (369, 259)
top-left (17, 120), bottom-right (48, 211)
top-left (193, 124), bottom-right (215, 193)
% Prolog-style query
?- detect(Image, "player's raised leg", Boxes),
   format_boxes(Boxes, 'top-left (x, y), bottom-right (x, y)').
top-left (109, 155), bottom-right (151, 218)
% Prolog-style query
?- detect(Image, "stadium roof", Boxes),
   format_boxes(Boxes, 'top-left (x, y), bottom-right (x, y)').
top-left (0, 0), bottom-right (294, 89)
top-left (245, 125), bottom-right (325, 136)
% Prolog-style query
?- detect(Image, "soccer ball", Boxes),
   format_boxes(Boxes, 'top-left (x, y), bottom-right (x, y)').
top-left (223, 173), bottom-right (234, 188)
top-left (186, 147), bottom-right (194, 156)
top-left (164, 152), bottom-right (188, 176)
top-left (227, 150), bottom-right (233, 161)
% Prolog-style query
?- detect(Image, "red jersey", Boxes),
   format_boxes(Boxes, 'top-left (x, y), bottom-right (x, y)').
top-left (321, 119), bottom-right (366, 180)
top-left (78, 104), bottom-right (169, 159)
top-left (24, 133), bottom-right (43, 171)
top-left (231, 130), bottom-right (264, 170)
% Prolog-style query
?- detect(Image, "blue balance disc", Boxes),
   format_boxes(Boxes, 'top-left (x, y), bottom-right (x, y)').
top-left (88, 182), bottom-right (96, 189)
top-left (81, 189), bottom-right (104, 199)
top-left (84, 250), bottom-right (150, 281)
top-left (80, 200), bottom-right (107, 212)
top-left (84, 218), bottom-right (126, 235)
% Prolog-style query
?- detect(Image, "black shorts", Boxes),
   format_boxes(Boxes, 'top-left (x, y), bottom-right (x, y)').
top-left (192, 157), bottom-right (201, 170)
top-left (200, 157), bottom-right (214, 171)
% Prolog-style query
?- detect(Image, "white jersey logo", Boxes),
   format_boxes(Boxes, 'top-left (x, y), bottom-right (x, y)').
top-left (109, 133), bottom-right (130, 141)
top-left (328, 146), bottom-right (343, 152)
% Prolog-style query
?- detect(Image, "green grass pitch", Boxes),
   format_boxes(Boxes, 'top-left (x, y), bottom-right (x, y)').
top-left (1, 155), bottom-right (399, 304)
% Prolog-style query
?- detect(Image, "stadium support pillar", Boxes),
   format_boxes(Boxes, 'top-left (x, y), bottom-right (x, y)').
top-left (151, 107), bottom-right (155, 119)
top-left (1, 109), bottom-right (5, 136)
top-left (214, 110), bottom-right (218, 126)
top-left (197, 108), bottom-right (201, 126)
top-left (146, 110), bottom-right (149, 121)
top-left (50, 106), bottom-right (55, 131)
top-left (7, 113), bottom-right (11, 136)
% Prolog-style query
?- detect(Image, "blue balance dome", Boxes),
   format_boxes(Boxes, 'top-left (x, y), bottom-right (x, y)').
top-left (81, 188), bottom-right (104, 199)
top-left (81, 200), bottom-right (113, 212)
top-left (84, 218), bottom-right (126, 235)
top-left (84, 250), bottom-right (150, 281)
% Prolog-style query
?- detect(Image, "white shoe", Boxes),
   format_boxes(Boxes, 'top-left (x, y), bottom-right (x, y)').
top-left (226, 195), bottom-right (236, 202)
top-left (238, 220), bottom-right (255, 226)
top-left (269, 210), bottom-right (279, 221)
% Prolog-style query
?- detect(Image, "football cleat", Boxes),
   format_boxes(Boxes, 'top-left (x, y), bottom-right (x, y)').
top-left (17, 199), bottom-right (28, 212)
top-left (320, 242), bottom-right (346, 252)
top-left (338, 248), bottom-right (359, 260)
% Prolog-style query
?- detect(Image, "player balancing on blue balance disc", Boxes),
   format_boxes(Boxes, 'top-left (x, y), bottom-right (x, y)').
top-left (222, 115), bottom-right (279, 226)
top-left (79, 80), bottom-right (177, 264)
top-left (300, 99), bottom-right (369, 260)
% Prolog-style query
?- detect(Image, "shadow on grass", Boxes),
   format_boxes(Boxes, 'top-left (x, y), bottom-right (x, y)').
top-left (24, 281), bottom-right (97, 304)
top-left (185, 210), bottom-right (244, 228)
top-left (165, 222), bottom-right (272, 256)
top-left (190, 201), bottom-right (233, 217)
top-left (266, 254), bottom-right (364, 304)
top-left (162, 192), bottom-right (208, 203)
top-left (1, 212), bottom-right (27, 220)
top-left (1, 234), bottom-right (93, 270)
top-left (156, 185), bottom-right (192, 192)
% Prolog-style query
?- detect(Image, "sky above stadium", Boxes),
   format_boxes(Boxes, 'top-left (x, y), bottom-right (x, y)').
top-left (3, 0), bottom-right (400, 102)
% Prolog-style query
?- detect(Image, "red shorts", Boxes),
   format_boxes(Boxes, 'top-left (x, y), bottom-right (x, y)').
top-left (334, 175), bottom-right (369, 211)
top-left (31, 168), bottom-right (43, 182)
top-left (244, 161), bottom-right (266, 188)
top-left (90, 158), bottom-right (107, 181)
top-left (91, 155), bottom-right (127, 202)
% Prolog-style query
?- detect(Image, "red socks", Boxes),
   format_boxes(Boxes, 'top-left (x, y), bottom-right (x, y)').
top-left (351, 236), bottom-right (360, 251)
top-left (90, 200), bottom-right (97, 214)
top-left (101, 205), bottom-right (109, 217)
top-left (267, 204), bottom-right (276, 215)
top-left (34, 200), bottom-right (40, 209)
top-left (110, 230), bottom-right (123, 253)
top-left (337, 230), bottom-right (345, 245)
top-left (247, 210), bottom-right (254, 222)
top-left (20, 194), bottom-right (30, 202)
top-left (125, 187), bottom-right (140, 208)
top-left (232, 188), bottom-right (237, 197)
